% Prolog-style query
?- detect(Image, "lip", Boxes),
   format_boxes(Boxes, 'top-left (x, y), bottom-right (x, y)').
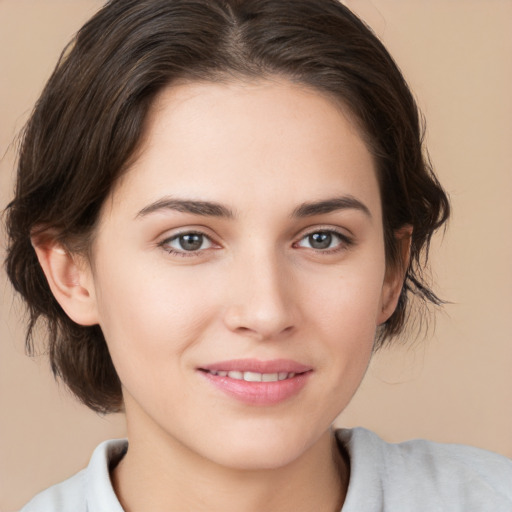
top-left (200, 358), bottom-right (312, 374)
top-left (198, 359), bottom-right (313, 406)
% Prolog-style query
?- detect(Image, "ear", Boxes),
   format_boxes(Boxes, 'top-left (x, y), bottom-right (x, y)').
top-left (377, 225), bottom-right (412, 325)
top-left (31, 236), bottom-right (99, 326)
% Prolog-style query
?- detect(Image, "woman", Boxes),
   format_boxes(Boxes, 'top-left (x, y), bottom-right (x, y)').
top-left (4, 0), bottom-right (511, 510)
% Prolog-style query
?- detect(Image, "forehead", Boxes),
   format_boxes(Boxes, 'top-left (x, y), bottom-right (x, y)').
top-left (105, 78), bottom-right (381, 221)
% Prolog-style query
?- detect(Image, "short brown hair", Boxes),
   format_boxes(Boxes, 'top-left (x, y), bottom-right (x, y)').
top-left (4, 0), bottom-right (449, 413)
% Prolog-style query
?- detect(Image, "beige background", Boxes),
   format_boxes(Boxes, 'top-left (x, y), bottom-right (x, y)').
top-left (1, 0), bottom-right (511, 510)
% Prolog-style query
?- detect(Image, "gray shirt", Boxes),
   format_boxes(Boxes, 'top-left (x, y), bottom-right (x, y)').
top-left (21, 428), bottom-right (512, 511)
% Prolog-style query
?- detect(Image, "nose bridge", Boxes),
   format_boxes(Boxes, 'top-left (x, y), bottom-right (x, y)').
top-left (223, 242), bottom-right (296, 339)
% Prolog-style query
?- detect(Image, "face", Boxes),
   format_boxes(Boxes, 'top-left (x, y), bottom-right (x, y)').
top-left (85, 79), bottom-right (399, 470)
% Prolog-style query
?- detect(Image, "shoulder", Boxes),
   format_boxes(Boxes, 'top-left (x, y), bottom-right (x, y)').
top-left (20, 439), bottom-right (127, 512)
top-left (336, 427), bottom-right (512, 512)
top-left (20, 470), bottom-right (87, 512)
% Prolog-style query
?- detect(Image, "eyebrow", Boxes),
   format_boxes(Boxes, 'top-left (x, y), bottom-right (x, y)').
top-left (136, 198), bottom-right (235, 219)
top-left (292, 196), bottom-right (372, 219)
top-left (135, 195), bottom-right (371, 220)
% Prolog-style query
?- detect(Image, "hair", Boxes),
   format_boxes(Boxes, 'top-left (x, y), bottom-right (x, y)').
top-left (4, 0), bottom-right (449, 413)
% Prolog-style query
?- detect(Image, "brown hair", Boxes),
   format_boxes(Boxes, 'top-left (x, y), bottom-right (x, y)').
top-left (4, 0), bottom-right (449, 413)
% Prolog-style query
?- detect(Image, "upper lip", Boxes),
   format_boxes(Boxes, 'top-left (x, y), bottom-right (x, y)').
top-left (199, 359), bottom-right (312, 374)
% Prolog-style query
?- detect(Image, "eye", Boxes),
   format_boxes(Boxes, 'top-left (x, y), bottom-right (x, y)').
top-left (295, 230), bottom-right (350, 251)
top-left (162, 232), bottom-right (214, 255)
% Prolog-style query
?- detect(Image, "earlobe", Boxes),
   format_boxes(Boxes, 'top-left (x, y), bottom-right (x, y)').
top-left (32, 238), bottom-right (99, 326)
top-left (377, 225), bottom-right (412, 325)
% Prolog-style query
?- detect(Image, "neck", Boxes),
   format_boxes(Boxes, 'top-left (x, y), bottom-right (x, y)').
top-left (112, 423), bottom-right (348, 512)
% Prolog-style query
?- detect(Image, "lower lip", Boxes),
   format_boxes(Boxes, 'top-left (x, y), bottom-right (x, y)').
top-left (199, 371), bottom-right (312, 406)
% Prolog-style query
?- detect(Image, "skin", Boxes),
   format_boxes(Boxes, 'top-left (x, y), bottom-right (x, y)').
top-left (35, 79), bottom-right (406, 511)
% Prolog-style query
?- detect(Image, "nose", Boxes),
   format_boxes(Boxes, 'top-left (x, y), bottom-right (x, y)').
top-left (223, 249), bottom-right (298, 341)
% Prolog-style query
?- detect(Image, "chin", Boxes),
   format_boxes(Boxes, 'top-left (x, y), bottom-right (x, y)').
top-left (196, 422), bottom-right (328, 472)
top-left (212, 445), bottom-right (304, 471)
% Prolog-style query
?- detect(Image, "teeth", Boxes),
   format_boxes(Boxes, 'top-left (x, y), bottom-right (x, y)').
top-left (210, 370), bottom-right (297, 382)
top-left (243, 371), bottom-right (262, 382)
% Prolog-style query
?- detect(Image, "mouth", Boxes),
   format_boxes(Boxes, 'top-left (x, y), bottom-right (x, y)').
top-left (197, 359), bottom-right (312, 405)
top-left (200, 369), bottom-right (300, 382)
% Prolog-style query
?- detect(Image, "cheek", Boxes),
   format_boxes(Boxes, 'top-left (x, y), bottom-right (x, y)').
top-left (291, 272), bottom-right (381, 428)
top-left (91, 255), bottom-right (220, 380)
top-left (305, 253), bottom-right (386, 332)
top-left (300, 253), bottom-right (386, 377)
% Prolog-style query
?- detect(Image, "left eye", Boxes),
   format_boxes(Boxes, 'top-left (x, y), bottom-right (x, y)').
top-left (165, 233), bottom-right (213, 252)
top-left (296, 231), bottom-right (345, 250)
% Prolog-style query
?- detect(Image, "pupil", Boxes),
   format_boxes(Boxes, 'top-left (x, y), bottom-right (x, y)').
top-left (179, 234), bottom-right (203, 251)
top-left (309, 232), bottom-right (331, 249)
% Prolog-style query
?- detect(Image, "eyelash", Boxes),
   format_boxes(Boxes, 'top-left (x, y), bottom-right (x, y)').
top-left (159, 231), bottom-right (216, 258)
top-left (293, 228), bottom-right (353, 254)
top-left (159, 228), bottom-right (353, 258)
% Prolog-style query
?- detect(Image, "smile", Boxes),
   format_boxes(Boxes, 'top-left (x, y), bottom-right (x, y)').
top-left (198, 359), bottom-right (312, 406)
top-left (204, 370), bottom-right (296, 382)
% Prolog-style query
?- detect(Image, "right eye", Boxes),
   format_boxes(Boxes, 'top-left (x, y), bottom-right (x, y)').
top-left (161, 232), bottom-right (214, 256)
